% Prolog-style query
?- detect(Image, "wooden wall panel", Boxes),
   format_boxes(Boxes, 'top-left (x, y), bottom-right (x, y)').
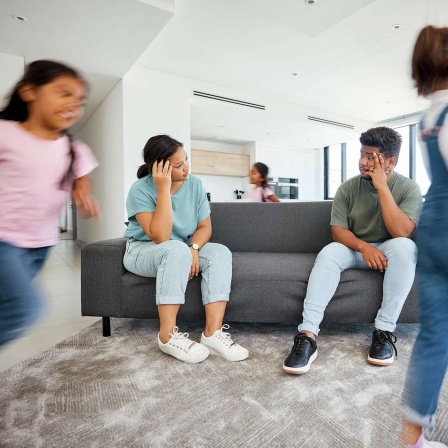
top-left (191, 150), bottom-right (215, 174)
top-left (191, 150), bottom-right (249, 177)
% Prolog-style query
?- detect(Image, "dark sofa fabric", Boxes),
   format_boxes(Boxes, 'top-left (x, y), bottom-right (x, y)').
top-left (81, 202), bottom-right (418, 334)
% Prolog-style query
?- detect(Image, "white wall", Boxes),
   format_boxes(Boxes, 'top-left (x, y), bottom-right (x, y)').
top-left (297, 149), bottom-right (323, 200)
top-left (195, 175), bottom-right (245, 202)
top-left (256, 144), bottom-right (300, 179)
top-left (254, 144), bottom-right (323, 201)
top-left (77, 80), bottom-right (125, 242)
top-left (191, 139), bottom-right (244, 154)
top-left (122, 66), bottom-right (191, 199)
top-left (0, 52), bottom-right (23, 103)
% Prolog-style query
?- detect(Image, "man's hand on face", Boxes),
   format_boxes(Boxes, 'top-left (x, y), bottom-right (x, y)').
top-left (368, 152), bottom-right (389, 189)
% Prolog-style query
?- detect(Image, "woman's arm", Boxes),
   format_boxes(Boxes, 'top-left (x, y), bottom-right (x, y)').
top-left (135, 161), bottom-right (173, 243)
top-left (188, 216), bottom-right (212, 279)
top-left (190, 216), bottom-right (212, 248)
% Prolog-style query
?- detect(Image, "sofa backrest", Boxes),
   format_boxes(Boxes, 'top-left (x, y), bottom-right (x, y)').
top-left (209, 201), bottom-right (333, 253)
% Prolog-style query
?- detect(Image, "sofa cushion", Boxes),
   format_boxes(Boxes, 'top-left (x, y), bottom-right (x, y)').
top-left (232, 252), bottom-right (317, 281)
top-left (210, 202), bottom-right (333, 253)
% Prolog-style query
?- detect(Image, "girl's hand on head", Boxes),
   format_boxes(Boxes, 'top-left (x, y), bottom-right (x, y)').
top-left (152, 160), bottom-right (172, 192)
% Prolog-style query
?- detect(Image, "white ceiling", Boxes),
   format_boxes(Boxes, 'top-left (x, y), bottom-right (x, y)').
top-left (137, 0), bottom-right (448, 148)
top-left (0, 0), bottom-right (174, 129)
top-left (1, 0), bottom-right (447, 149)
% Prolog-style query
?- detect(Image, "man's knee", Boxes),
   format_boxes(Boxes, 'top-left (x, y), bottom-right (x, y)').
top-left (384, 237), bottom-right (418, 264)
top-left (316, 242), bottom-right (351, 262)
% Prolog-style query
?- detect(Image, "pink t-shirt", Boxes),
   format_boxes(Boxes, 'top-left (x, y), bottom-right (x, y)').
top-left (0, 120), bottom-right (99, 248)
top-left (251, 186), bottom-right (275, 202)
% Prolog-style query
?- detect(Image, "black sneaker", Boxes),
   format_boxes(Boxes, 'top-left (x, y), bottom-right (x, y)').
top-left (367, 329), bottom-right (397, 366)
top-left (283, 333), bottom-right (318, 374)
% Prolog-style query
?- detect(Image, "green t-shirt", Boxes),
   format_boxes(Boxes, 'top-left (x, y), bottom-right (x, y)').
top-left (330, 172), bottom-right (422, 243)
top-left (124, 174), bottom-right (210, 242)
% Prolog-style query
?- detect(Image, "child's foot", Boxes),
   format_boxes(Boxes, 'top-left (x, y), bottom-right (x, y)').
top-left (201, 324), bottom-right (249, 361)
top-left (158, 327), bottom-right (209, 363)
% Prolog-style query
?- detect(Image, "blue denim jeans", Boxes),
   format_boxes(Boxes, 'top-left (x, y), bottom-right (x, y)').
top-left (123, 240), bottom-right (232, 305)
top-left (0, 241), bottom-right (50, 346)
top-left (403, 189), bottom-right (448, 429)
top-left (298, 238), bottom-right (418, 335)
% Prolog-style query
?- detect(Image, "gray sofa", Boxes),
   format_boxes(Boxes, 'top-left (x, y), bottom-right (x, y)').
top-left (81, 201), bottom-right (419, 336)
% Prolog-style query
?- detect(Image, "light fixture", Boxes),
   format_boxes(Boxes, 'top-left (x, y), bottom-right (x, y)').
top-left (392, 24), bottom-right (401, 30)
top-left (292, 73), bottom-right (299, 77)
top-left (12, 15), bottom-right (27, 22)
top-left (305, 0), bottom-right (317, 5)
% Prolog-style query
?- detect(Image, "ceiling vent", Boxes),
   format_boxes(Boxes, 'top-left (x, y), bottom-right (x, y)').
top-left (376, 110), bottom-right (426, 125)
top-left (308, 116), bottom-right (354, 129)
top-left (193, 91), bottom-right (265, 110)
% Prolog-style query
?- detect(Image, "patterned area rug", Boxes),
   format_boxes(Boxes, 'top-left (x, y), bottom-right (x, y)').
top-left (0, 320), bottom-right (447, 448)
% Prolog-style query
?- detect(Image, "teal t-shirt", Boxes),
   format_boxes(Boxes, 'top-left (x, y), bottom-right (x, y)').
top-left (124, 174), bottom-right (210, 242)
top-left (330, 172), bottom-right (422, 243)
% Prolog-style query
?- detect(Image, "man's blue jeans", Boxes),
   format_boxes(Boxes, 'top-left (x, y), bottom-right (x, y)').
top-left (0, 241), bottom-right (50, 346)
top-left (298, 238), bottom-right (418, 335)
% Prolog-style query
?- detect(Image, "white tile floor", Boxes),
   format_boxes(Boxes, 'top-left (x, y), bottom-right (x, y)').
top-left (0, 236), bottom-right (99, 373)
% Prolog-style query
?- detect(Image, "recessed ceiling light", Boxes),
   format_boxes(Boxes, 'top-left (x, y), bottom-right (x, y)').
top-left (392, 24), bottom-right (401, 30)
top-left (305, 0), bottom-right (317, 4)
top-left (292, 73), bottom-right (299, 77)
top-left (12, 15), bottom-right (27, 22)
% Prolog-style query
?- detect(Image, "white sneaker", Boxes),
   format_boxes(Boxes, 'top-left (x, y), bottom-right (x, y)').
top-left (158, 327), bottom-right (209, 363)
top-left (201, 324), bottom-right (249, 361)
top-left (423, 441), bottom-right (448, 448)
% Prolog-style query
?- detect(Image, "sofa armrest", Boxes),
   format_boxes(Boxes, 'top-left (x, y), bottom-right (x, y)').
top-left (81, 238), bottom-right (127, 317)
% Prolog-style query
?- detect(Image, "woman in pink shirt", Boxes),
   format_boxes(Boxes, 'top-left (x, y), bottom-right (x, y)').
top-left (249, 162), bottom-right (280, 202)
top-left (0, 60), bottom-right (99, 347)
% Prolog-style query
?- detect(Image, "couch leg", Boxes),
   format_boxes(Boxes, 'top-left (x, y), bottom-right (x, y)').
top-left (102, 317), bottom-right (111, 337)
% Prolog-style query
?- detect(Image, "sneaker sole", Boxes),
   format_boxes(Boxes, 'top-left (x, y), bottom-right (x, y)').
top-left (283, 350), bottom-right (318, 375)
top-left (158, 345), bottom-right (209, 364)
top-left (206, 346), bottom-right (249, 362)
top-left (367, 355), bottom-right (394, 366)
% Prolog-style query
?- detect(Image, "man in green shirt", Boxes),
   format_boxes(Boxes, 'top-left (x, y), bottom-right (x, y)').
top-left (283, 127), bottom-right (422, 375)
